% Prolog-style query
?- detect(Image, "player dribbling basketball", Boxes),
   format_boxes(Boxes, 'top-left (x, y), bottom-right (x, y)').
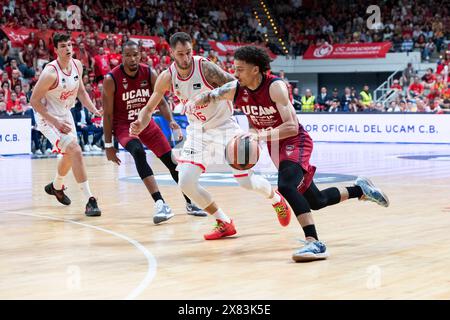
top-left (188, 46), bottom-right (390, 262)
top-left (130, 32), bottom-right (291, 240)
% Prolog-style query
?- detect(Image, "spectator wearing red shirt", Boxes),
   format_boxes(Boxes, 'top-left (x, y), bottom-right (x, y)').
top-left (149, 47), bottom-right (161, 69)
top-left (5, 59), bottom-right (20, 79)
top-left (6, 91), bottom-right (21, 114)
top-left (93, 47), bottom-right (111, 82)
top-left (421, 68), bottom-right (436, 89)
top-left (427, 88), bottom-right (440, 101)
top-left (390, 79), bottom-right (403, 90)
top-left (13, 83), bottom-right (26, 100)
top-left (436, 57), bottom-right (449, 75)
top-left (108, 46), bottom-right (122, 69)
top-left (140, 50), bottom-right (151, 65)
top-left (408, 76), bottom-right (424, 99)
top-left (155, 35), bottom-right (170, 55)
top-left (23, 31), bottom-right (38, 48)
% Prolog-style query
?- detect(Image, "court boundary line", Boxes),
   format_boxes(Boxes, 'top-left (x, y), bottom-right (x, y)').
top-left (0, 211), bottom-right (157, 300)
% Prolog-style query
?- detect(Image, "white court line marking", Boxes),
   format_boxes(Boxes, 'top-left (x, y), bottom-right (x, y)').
top-left (0, 211), bottom-right (157, 300)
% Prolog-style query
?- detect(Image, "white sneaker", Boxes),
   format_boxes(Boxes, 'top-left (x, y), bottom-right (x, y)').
top-left (153, 200), bottom-right (174, 224)
top-left (91, 145), bottom-right (102, 151)
top-left (45, 148), bottom-right (52, 155)
top-left (83, 145), bottom-right (90, 152)
top-left (34, 150), bottom-right (43, 155)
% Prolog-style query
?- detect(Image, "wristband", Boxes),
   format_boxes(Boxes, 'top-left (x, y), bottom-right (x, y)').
top-left (104, 142), bottom-right (114, 148)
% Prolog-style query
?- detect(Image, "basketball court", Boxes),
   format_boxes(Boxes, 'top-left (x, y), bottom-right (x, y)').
top-left (1, 142), bottom-right (449, 299)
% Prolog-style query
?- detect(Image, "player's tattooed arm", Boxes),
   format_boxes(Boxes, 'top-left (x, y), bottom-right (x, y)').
top-left (192, 80), bottom-right (238, 106)
top-left (201, 60), bottom-right (235, 87)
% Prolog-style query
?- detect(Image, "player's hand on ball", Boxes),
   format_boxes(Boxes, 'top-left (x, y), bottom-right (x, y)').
top-left (105, 147), bottom-right (121, 165)
top-left (129, 120), bottom-right (144, 136)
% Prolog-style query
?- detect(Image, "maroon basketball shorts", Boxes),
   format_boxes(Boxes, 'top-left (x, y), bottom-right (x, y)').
top-left (114, 119), bottom-right (171, 158)
top-left (267, 132), bottom-right (316, 194)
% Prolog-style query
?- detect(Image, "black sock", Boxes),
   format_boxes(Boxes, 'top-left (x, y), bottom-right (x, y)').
top-left (151, 192), bottom-right (164, 203)
top-left (184, 195), bottom-right (191, 204)
top-left (346, 186), bottom-right (363, 199)
top-left (302, 224), bottom-right (318, 240)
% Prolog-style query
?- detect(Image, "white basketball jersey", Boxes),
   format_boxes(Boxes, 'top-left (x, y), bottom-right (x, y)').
top-left (169, 56), bottom-right (234, 130)
top-left (42, 59), bottom-right (80, 118)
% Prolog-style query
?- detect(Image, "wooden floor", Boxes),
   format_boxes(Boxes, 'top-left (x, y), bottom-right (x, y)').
top-left (1, 142), bottom-right (450, 300)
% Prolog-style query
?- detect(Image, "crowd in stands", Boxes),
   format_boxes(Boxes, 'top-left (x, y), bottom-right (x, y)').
top-left (0, 1), bottom-right (449, 155)
top-left (288, 59), bottom-right (449, 113)
top-left (270, 0), bottom-right (449, 60)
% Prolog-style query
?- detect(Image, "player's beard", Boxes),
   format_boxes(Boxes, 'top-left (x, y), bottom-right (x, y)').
top-left (176, 60), bottom-right (191, 71)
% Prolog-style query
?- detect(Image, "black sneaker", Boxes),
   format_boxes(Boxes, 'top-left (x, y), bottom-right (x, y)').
top-left (85, 197), bottom-right (101, 217)
top-left (45, 182), bottom-right (71, 205)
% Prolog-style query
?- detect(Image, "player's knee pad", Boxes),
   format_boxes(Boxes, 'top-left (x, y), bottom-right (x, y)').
top-left (277, 181), bottom-right (297, 199)
top-left (129, 145), bottom-right (147, 161)
top-left (135, 160), bottom-right (153, 180)
top-left (178, 165), bottom-right (212, 208)
top-left (178, 170), bottom-right (198, 195)
top-left (58, 134), bottom-right (77, 153)
top-left (126, 140), bottom-right (153, 179)
top-left (235, 175), bottom-right (253, 190)
top-left (308, 198), bottom-right (328, 211)
top-left (133, 150), bottom-right (153, 179)
top-left (159, 151), bottom-right (177, 171)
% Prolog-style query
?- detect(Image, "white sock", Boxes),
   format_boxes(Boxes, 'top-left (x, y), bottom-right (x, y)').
top-left (270, 190), bottom-right (281, 205)
top-left (213, 208), bottom-right (231, 223)
top-left (53, 174), bottom-right (65, 190)
top-left (79, 181), bottom-right (93, 201)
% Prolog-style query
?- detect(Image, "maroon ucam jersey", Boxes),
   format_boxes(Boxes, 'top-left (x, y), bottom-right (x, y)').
top-left (234, 74), bottom-right (305, 132)
top-left (234, 74), bottom-right (316, 193)
top-left (109, 63), bottom-right (153, 127)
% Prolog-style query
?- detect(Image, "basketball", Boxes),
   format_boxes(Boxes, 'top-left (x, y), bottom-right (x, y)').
top-left (225, 135), bottom-right (260, 170)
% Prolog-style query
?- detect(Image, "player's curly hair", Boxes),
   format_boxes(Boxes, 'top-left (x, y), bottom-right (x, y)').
top-left (234, 46), bottom-right (271, 74)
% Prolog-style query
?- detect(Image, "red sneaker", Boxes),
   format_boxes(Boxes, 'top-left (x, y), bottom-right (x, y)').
top-left (272, 191), bottom-right (291, 227)
top-left (204, 219), bottom-right (237, 240)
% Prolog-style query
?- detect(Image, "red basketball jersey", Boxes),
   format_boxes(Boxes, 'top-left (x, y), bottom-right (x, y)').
top-left (234, 74), bottom-right (294, 130)
top-left (109, 64), bottom-right (153, 127)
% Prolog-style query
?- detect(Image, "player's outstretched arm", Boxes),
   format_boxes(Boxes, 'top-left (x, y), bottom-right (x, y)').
top-left (130, 70), bottom-right (171, 136)
top-left (74, 60), bottom-right (101, 116)
top-left (257, 81), bottom-right (299, 142)
top-left (150, 69), bottom-right (183, 141)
